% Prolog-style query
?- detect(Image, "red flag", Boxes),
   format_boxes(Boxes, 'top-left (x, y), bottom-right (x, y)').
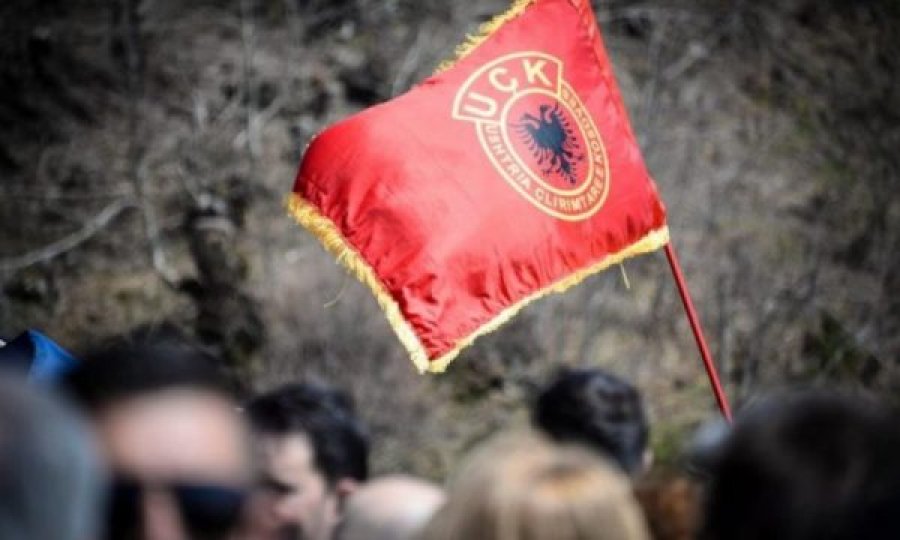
top-left (289, 0), bottom-right (668, 372)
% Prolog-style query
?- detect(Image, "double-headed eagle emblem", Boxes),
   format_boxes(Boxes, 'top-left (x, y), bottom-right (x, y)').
top-left (513, 103), bottom-right (585, 185)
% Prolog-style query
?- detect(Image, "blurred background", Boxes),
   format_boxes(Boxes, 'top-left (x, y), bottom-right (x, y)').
top-left (1, 0), bottom-right (897, 478)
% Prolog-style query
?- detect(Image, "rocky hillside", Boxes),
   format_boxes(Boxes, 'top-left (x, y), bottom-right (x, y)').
top-left (1, 0), bottom-right (898, 475)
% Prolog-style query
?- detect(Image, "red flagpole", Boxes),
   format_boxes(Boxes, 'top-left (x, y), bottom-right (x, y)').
top-left (664, 242), bottom-right (733, 422)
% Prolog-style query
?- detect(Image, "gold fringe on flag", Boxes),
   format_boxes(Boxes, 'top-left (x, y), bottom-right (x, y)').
top-left (287, 194), bottom-right (669, 374)
top-left (434, 0), bottom-right (536, 73)
top-left (286, 194), bottom-right (432, 374)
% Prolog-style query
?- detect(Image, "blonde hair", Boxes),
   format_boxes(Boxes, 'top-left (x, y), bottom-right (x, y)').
top-left (421, 432), bottom-right (650, 540)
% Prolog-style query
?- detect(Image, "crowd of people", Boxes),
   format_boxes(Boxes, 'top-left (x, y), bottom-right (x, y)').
top-left (1, 326), bottom-right (899, 540)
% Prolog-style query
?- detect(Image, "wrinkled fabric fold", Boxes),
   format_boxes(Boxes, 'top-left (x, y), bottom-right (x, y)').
top-left (289, 0), bottom-right (668, 372)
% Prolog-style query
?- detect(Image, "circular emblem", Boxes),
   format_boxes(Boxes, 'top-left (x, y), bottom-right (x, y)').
top-left (452, 52), bottom-right (610, 220)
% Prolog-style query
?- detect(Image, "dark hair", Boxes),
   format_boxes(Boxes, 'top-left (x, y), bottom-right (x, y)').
top-left (702, 391), bottom-right (900, 540)
top-left (63, 325), bottom-right (229, 411)
top-left (533, 368), bottom-right (648, 474)
top-left (245, 383), bottom-right (369, 485)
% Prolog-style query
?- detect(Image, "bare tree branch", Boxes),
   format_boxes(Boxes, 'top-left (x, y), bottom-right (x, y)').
top-left (132, 156), bottom-right (181, 289)
top-left (6, 191), bottom-right (134, 201)
top-left (391, 26), bottom-right (429, 96)
top-left (0, 198), bottom-right (137, 273)
top-left (597, 6), bottom-right (698, 25)
top-left (239, 0), bottom-right (259, 160)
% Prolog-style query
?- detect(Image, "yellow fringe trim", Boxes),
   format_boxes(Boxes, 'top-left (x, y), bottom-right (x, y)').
top-left (287, 193), bottom-right (669, 374)
top-left (434, 0), bottom-right (536, 73)
top-left (286, 194), bottom-right (431, 374)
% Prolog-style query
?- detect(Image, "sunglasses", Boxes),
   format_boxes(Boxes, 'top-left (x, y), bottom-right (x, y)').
top-left (106, 475), bottom-right (248, 540)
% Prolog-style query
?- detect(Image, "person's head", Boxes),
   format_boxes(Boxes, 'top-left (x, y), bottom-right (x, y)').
top-left (245, 382), bottom-right (369, 540)
top-left (533, 368), bottom-right (649, 475)
top-left (633, 476), bottom-right (701, 540)
top-left (64, 330), bottom-right (252, 540)
top-left (0, 375), bottom-right (105, 540)
top-left (334, 475), bottom-right (445, 540)
top-left (702, 390), bottom-right (900, 540)
top-left (420, 431), bottom-right (650, 540)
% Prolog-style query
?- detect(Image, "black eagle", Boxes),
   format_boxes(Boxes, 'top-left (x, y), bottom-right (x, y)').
top-left (513, 103), bottom-right (584, 185)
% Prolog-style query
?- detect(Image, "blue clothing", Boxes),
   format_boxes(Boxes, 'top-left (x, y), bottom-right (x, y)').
top-left (0, 330), bottom-right (78, 383)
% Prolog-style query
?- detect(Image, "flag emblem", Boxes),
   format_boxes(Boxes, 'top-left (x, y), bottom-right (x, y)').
top-left (288, 0), bottom-right (670, 372)
top-left (452, 52), bottom-right (610, 220)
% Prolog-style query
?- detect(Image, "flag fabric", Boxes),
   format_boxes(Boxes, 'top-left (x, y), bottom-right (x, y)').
top-left (288, 0), bottom-right (668, 373)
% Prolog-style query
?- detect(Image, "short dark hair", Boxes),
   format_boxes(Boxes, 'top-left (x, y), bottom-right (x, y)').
top-left (63, 325), bottom-right (229, 412)
top-left (533, 368), bottom-right (648, 474)
top-left (702, 391), bottom-right (900, 540)
top-left (246, 383), bottom-right (369, 485)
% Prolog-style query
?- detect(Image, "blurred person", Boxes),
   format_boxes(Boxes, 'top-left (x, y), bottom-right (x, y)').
top-left (333, 475), bottom-right (444, 540)
top-left (702, 390), bottom-right (900, 540)
top-left (627, 416), bottom-right (730, 540)
top-left (0, 374), bottom-right (105, 540)
top-left (626, 418), bottom-right (726, 540)
top-left (64, 332), bottom-right (253, 540)
top-left (245, 383), bottom-right (369, 540)
top-left (420, 431), bottom-right (650, 540)
top-left (633, 475), bottom-right (701, 540)
top-left (682, 417), bottom-right (730, 480)
top-left (533, 368), bottom-right (650, 475)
